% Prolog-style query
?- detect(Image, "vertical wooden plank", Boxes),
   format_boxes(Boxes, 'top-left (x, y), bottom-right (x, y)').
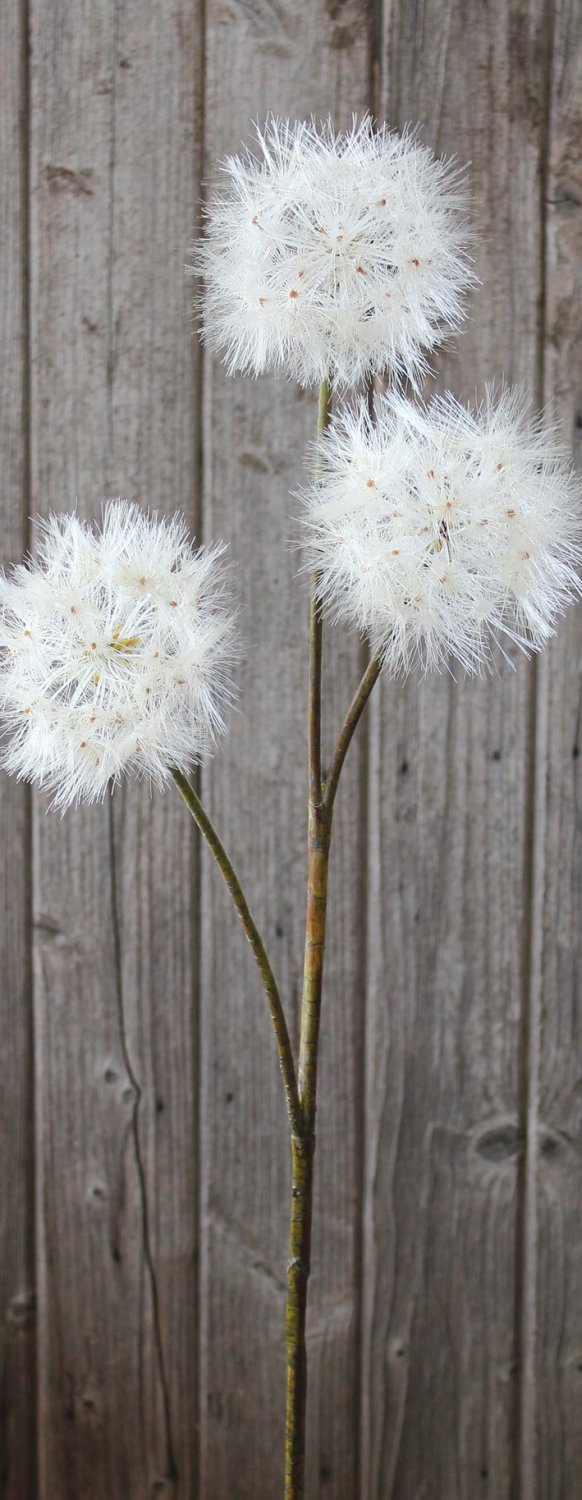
top-left (199, 7), bottom-right (373, 1496)
top-left (361, 3), bottom-right (549, 1495)
top-left (533, 7), bottom-right (582, 1497)
top-left (29, 3), bottom-right (203, 1495)
top-left (0, 2), bottom-right (36, 1496)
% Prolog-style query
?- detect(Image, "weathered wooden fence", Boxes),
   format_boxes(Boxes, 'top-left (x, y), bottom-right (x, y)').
top-left (1, 1), bottom-right (581, 1496)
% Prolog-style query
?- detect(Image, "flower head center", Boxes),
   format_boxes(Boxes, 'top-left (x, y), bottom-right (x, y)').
top-left (110, 622), bottom-right (141, 655)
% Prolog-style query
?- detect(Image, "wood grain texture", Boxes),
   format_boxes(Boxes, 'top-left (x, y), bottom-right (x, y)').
top-left (199, 5), bottom-right (373, 1496)
top-left (532, 5), bottom-right (582, 1496)
top-left (361, 4), bottom-right (551, 1497)
top-left (0, 3), bottom-right (35, 1497)
top-left (1, 2), bottom-right (582, 1496)
top-left (29, 2), bottom-right (203, 1495)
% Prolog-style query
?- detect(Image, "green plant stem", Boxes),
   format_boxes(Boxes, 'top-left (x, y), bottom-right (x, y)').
top-left (173, 376), bottom-right (382, 1500)
top-left (323, 650), bottom-right (382, 815)
top-left (284, 796), bottom-right (331, 1500)
top-left (307, 378), bottom-right (333, 806)
top-left (284, 650), bottom-right (384, 1494)
top-left (171, 767), bottom-right (303, 1139)
top-left (284, 377), bottom-right (333, 1500)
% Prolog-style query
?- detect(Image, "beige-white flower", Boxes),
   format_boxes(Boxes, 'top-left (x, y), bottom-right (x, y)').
top-left (193, 115), bottom-right (473, 388)
top-left (0, 502), bottom-right (238, 808)
top-left (300, 389), bottom-right (582, 674)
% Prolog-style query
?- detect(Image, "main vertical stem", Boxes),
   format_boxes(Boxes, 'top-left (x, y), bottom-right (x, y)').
top-left (306, 378), bottom-right (332, 807)
top-left (284, 378), bottom-right (333, 1500)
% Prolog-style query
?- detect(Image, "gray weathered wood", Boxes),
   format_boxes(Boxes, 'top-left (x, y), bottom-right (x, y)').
top-left (1, 2), bottom-right (582, 1496)
top-left (361, 4), bottom-right (550, 1496)
top-left (532, 6), bottom-right (582, 1496)
top-left (199, 5), bottom-right (373, 1495)
top-left (29, 2), bottom-right (203, 1495)
top-left (0, 3), bottom-right (35, 1497)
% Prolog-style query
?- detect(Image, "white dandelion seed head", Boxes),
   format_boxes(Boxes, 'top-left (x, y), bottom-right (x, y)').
top-left (0, 501), bottom-right (238, 809)
top-left (193, 114), bottom-right (474, 389)
top-left (300, 387), bottom-right (582, 675)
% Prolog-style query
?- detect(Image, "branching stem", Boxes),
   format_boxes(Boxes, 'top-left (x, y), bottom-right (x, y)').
top-left (171, 767), bottom-right (303, 1139)
top-left (173, 378), bottom-right (382, 1500)
top-left (285, 378), bottom-right (333, 1499)
top-left (323, 650), bottom-right (382, 815)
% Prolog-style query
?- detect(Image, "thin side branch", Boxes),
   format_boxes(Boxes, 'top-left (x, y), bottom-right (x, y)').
top-left (308, 378), bottom-right (333, 807)
top-left (323, 651), bottom-right (382, 815)
top-left (171, 768), bottom-right (303, 1139)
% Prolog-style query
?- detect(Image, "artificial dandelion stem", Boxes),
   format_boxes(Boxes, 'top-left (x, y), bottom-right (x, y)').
top-left (171, 768), bottom-right (302, 1139)
top-left (284, 1126), bottom-right (317, 1499)
top-left (324, 651), bottom-right (382, 815)
top-left (285, 798), bottom-right (331, 1500)
top-left (308, 378), bottom-right (333, 806)
top-left (285, 378), bottom-right (333, 1500)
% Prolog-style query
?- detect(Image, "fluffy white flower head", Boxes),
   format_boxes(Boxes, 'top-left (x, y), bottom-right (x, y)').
top-left (0, 502), bottom-right (237, 809)
top-left (194, 115), bottom-right (473, 388)
top-left (301, 389), bottom-right (582, 674)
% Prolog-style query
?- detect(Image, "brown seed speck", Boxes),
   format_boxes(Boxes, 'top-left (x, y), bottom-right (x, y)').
top-left (70, 606), bottom-right (77, 614)
top-left (391, 548), bottom-right (400, 556)
top-left (496, 462), bottom-right (503, 471)
top-left (251, 214), bottom-right (260, 225)
top-left (139, 576), bottom-right (146, 585)
top-left (80, 741), bottom-right (87, 749)
top-left (289, 289), bottom-right (299, 299)
top-left (23, 629), bottom-right (31, 637)
top-left (91, 642), bottom-right (97, 650)
top-left (427, 469), bottom-right (435, 479)
top-left (366, 479), bottom-right (376, 489)
top-left (90, 716), bottom-right (97, 723)
top-left (506, 508), bottom-right (516, 518)
top-left (170, 600), bottom-right (178, 608)
top-left (356, 265), bottom-right (366, 275)
top-left (258, 297), bottom-right (266, 307)
top-left (378, 197), bottom-right (387, 207)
